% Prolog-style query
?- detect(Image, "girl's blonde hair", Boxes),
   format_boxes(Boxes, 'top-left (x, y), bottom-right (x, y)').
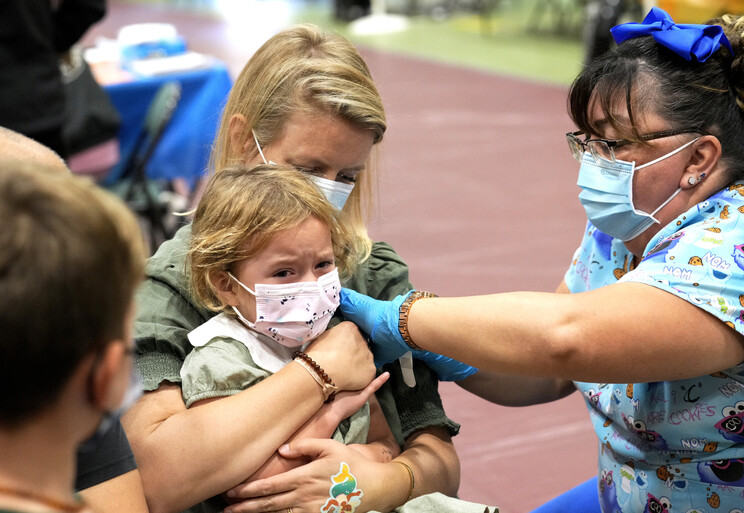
top-left (189, 164), bottom-right (356, 312)
top-left (209, 24), bottom-right (386, 262)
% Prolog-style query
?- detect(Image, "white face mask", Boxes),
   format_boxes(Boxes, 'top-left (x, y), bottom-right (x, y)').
top-left (79, 364), bottom-right (142, 452)
top-left (252, 130), bottom-right (354, 210)
top-left (252, 130), bottom-right (276, 166)
top-left (228, 268), bottom-right (341, 347)
top-left (308, 175), bottom-right (354, 210)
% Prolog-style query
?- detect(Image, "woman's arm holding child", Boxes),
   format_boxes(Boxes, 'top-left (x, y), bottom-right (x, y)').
top-left (233, 372), bottom-right (392, 481)
top-left (123, 322), bottom-right (376, 513)
top-left (347, 394), bottom-right (401, 464)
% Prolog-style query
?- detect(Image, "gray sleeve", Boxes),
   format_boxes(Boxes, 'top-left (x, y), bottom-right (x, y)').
top-left (133, 225), bottom-right (215, 391)
top-left (181, 338), bottom-right (271, 407)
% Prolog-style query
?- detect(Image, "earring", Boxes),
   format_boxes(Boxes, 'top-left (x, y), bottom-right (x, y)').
top-left (688, 176), bottom-right (698, 185)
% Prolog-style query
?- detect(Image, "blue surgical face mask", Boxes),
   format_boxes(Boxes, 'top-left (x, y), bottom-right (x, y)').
top-left (577, 136), bottom-right (699, 242)
top-left (252, 130), bottom-right (354, 210)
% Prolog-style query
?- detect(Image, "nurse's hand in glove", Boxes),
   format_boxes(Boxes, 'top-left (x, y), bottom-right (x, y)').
top-left (338, 288), bottom-right (410, 367)
top-left (339, 288), bottom-right (478, 381)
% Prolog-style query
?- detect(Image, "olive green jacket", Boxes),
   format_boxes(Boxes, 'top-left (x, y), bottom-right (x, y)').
top-left (134, 224), bottom-right (459, 447)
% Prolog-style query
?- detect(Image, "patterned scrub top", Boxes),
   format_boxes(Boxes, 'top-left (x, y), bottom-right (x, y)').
top-left (564, 183), bottom-right (744, 513)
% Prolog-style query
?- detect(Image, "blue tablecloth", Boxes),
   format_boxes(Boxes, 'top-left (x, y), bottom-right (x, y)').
top-left (102, 61), bottom-right (232, 188)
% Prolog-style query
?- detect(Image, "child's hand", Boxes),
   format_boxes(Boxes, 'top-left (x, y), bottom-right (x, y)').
top-left (322, 372), bottom-right (390, 424)
top-left (304, 321), bottom-right (375, 391)
top-left (305, 321), bottom-right (375, 390)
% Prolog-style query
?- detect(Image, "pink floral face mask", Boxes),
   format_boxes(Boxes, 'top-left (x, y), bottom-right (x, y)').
top-left (228, 268), bottom-right (341, 347)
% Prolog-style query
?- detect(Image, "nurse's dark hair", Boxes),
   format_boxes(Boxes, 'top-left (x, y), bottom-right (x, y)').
top-left (568, 14), bottom-right (744, 182)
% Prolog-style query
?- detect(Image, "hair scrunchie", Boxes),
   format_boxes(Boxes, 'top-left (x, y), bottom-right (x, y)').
top-left (611, 6), bottom-right (733, 62)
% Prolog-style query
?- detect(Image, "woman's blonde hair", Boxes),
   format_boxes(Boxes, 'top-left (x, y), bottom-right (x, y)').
top-left (189, 164), bottom-right (356, 312)
top-left (209, 24), bottom-right (386, 261)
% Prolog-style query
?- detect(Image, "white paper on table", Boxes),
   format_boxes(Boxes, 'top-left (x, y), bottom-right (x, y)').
top-left (127, 52), bottom-right (214, 77)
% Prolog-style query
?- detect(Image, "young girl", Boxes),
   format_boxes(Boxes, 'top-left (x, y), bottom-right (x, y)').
top-left (181, 164), bottom-right (400, 485)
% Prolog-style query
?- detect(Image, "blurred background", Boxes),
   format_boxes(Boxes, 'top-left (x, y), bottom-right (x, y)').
top-left (70, 0), bottom-right (744, 511)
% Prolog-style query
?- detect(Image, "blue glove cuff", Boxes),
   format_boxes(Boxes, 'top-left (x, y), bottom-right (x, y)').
top-left (412, 349), bottom-right (479, 382)
top-left (398, 291), bottom-right (438, 350)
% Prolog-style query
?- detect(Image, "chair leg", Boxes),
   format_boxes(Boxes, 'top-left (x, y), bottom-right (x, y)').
top-left (142, 185), bottom-right (165, 252)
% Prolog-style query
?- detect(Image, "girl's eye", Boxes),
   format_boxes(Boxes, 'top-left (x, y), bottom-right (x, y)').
top-left (316, 261), bottom-right (333, 270)
top-left (273, 270), bottom-right (292, 278)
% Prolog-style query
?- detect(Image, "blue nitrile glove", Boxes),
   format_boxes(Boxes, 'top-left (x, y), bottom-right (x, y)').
top-left (339, 287), bottom-right (411, 367)
top-left (340, 288), bottom-right (479, 381)
top-left (411, 349), bottom-right (478, 382)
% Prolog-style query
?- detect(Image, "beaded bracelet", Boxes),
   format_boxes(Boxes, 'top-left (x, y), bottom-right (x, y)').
top-left (292, 351), bottom-right (338, 403)
top-left (393, 461), bottom-right (415, 503)
top-left (398, 291), bottom-right (438, 350)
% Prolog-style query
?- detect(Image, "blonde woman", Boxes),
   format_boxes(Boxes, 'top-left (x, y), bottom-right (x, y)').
top-left (126, 25), bottom-right (467, 513)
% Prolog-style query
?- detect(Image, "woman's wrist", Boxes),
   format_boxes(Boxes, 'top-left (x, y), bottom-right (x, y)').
top-left (292, 351), bottom-right (338, 402)
top-left (398, 291), bottom-right (438, 350)
top-left (353, 459), bottom-right (415, 512)
top-left (393, 460), bottom-right (415, 502)
top-left (304, 321), bottom-right (374, 391)
top-left (388, 459), bottom-right (416, 508)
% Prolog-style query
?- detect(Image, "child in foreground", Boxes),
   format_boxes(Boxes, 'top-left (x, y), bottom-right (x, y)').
top-left (0, 161), bottom-right (144, 512)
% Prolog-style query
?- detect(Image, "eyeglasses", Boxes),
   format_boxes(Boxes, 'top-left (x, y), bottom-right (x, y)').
top-left (566, 128), bottom-right (700, 164)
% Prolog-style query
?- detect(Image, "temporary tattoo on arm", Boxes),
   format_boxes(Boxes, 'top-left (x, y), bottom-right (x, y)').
top-left (321, 463), bottom-right (363, 512)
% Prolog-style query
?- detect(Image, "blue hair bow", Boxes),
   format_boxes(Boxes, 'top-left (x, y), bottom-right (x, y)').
top-left (611, 7), bottom-right (733, 62)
